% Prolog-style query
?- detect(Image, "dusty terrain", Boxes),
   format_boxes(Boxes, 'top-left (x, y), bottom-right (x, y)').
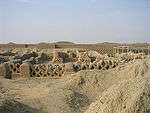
top-left (0, 46), bottom-right (150, 113)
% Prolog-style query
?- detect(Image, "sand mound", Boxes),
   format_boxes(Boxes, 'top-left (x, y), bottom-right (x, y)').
top-left (84, 77), bottom-right (150, 113)
top-left (65, 58), bottom-right (150, 100)
top-left (116, 59), bottom-right (149, 78)
top-left (63, 58), bottom-right (150, 113)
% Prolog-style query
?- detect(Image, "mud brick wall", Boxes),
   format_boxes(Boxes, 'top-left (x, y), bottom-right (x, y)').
top-left (55, 44), bottom-right (114, 55)
top-left (1, 43), bottom-right (149, 55)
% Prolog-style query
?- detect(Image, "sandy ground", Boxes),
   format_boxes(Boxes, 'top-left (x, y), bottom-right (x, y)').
top-left (0, 58), bottom-right (150, 113)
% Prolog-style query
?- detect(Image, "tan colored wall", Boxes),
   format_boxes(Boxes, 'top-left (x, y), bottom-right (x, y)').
top-left (0, 43), bottom-right (149, 55)
top-left (55, 44), bottom-right (114, 55)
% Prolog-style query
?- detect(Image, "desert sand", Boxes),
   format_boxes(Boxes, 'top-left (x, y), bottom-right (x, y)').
top-left (0, 45), bottom-right (150, 113)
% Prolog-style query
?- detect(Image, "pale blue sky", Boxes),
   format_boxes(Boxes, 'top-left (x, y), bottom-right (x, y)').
top-left (0, 0), bottom-right (150, 43)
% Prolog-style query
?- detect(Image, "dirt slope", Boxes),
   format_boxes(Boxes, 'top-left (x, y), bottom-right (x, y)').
top-left (0, 58), bottom-right (150, 113)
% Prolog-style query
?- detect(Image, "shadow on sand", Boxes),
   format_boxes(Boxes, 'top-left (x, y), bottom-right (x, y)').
top-left (0, 100), bottom-right (46, 113)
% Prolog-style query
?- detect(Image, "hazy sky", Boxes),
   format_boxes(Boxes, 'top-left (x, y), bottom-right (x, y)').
top-left (0, 0), bottom-right (150, 43)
